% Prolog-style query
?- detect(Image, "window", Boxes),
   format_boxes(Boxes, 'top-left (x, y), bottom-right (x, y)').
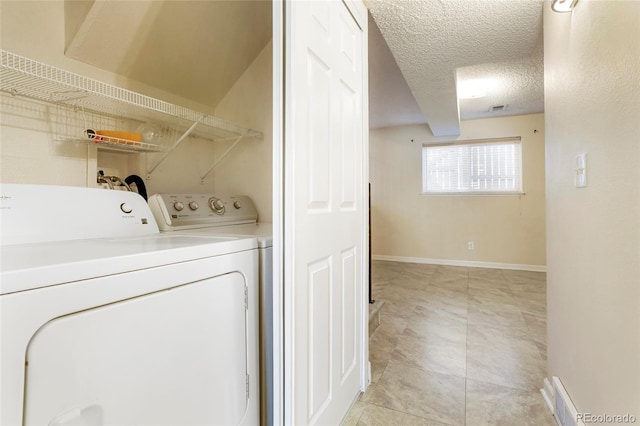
top-left (422, 137), bottom-right (523, 194)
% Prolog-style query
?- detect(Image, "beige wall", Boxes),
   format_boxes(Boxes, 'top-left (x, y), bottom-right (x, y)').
top-left (544, 0), bottom-right (640, 418)
top-left (370, 113), bottom-right (546, 269)
top-left (0, 1), bottom-right (220, 114)
top-left (0, 0), bottom-right (273, 218)
top-left (213, 41), bottom-right (273, 222)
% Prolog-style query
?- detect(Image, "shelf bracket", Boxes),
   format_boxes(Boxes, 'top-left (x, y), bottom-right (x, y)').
top-left (146, 115), bottom-right (204, 178)
top-left (200, 134), bottom-right (245, 184)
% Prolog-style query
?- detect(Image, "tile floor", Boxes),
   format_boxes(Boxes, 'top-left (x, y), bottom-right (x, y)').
top-left (344, 261), bottom-right (555, 426)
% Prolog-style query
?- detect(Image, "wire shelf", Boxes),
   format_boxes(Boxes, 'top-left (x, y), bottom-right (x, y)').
top-left (0, 49), bottom-right (263, 142)
top-left (56, 136), bottom-right (170, 153)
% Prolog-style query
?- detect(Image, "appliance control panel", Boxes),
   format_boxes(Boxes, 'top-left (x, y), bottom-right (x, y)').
top-left (148, 193), bottom-right (258, 231)
top-left (0, 184), bottom-right (159, 245)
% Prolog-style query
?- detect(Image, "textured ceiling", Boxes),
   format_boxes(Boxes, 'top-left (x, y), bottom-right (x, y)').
top-left (63, 0), bottom-right (542, 130)
top-left (367, 0), bottom-right (544, 135)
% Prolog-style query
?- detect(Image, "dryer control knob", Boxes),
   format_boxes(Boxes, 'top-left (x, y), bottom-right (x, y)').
top-left (189, 201), bottom-right (199, 211)
top-left (233, 201), bottom-right (242, 209)
top-left (120, 203), bottom-right (133, 214)
top-left (173, 202), bottom-right (185, 211)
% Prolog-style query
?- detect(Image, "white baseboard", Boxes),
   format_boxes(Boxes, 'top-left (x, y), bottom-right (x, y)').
top-left (550, 376), bottom-right (586, 426)
top-left (372, 254), bottom-right (547, 272)
top-left (541, 377), bottom-right (555, 414)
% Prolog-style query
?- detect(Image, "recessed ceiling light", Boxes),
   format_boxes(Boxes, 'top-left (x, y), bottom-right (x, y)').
top-left (552, 0), bottom-right (579, 12)
top-left (457, 78), bottom-right (497, 100)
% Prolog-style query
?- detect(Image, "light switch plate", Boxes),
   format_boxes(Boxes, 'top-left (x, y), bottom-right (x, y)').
top-left (575, 153), bottom-right (587, 188)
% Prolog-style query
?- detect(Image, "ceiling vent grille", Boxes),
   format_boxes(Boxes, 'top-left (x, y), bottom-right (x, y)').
top-left (489, 104), bottom-right (506, 112)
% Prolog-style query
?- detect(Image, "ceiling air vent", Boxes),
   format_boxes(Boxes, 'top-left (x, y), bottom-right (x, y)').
top-left (489, 104), bottom-right (506, 112)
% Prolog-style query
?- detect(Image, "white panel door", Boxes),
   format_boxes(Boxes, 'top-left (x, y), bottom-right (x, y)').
top-left (284, 0), bottom-right (367, 424)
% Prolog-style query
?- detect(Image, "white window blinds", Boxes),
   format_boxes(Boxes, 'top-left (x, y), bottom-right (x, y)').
top-left (422, 137), bottom-right (523, 194)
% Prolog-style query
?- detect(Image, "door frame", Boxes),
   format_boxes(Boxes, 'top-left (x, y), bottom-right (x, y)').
top-left (271, 1), bottom-right (285, 425)
top-left (272, 0), bottom-right (370, 424)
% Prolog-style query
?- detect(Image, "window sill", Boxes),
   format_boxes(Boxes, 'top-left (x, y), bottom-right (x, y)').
top-left (421, 192), bottom-right (526, 197)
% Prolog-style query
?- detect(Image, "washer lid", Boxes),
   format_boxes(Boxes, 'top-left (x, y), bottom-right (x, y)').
top-left (164, 223), bottom-right (273, 248)
top-left (0, 235), bottom-right (256, 295)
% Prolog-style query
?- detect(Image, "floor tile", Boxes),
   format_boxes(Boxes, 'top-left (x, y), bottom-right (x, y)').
top-left (465, 379), bottom-right (556, 426)
top-left (347, 261), bottom-right (551, 426)
top-left (369, 327), bottom-right (400, 365)
top-left (392, 334), bottom-right (467, 377)
top-left (534, 341), bottom-right (547, 361)
top-left (401, 264), bottom-right (440, 281)
top-left (370, 359), bottom-right (388, 384)
top-left (467, 305), bottom-right (529, 333)
top-left (392, 276), bottom-right (431, 292)
top-left (469, 289), bottom-right (520, 304)
top-left (429, 276), bottom-right (469, 292)
top-left (343, 401), bottom-right (366, 426)
top-left (467, 323), bottom-right (532, 347)
top-left (377, 285), bottom-right (427, 304)
top-left (372, 280), bottom-right (392, 293)
top-left (405, 306), bottom-right (467, 342)
top-left (436, 265), bottom-right (470, 276)
top-left (521, 312), bottom-right (546, 344)
top-left (361, 361), bottom-right (466, 425)
top-left (369, 311), bottom-right (410, 383)
top-left (378, 312), bottom-right (410, 336)
top-left (419, 287), bottom-right (468, 315)
top-left (466, 331), bottom-right (547, 391)
top-left (360, 381), bottom-right (378, 401)
top-left (373, 295), bottom-right (418, 320)
top-left (509, 281), bottom-right (546, 294)
top-left (356, 403), bottom-right (450, 426)
top-left (468, 276), bottom-right (511, 291)
top-left (513, 294), bottom-right (546, 317)
top-left (502, 270), bottom-right (546, 282)
top-left (468, 268), bottom-right (507, 283)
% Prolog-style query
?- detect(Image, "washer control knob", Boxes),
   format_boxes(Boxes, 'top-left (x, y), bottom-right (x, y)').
top-left (120, 203), bottom-right (133, 214)
top-left (208, 198), bottom-right (225, 215)
top-left (173, 201), bottom-right (184, 211)
top-left (233, 201), bottom-right (242, 209)
top-left (188, 201), bottom-right (199, 211)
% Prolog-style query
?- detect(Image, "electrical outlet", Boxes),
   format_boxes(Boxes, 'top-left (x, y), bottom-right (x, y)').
top-left (468, 241), bottom-right (474, 250)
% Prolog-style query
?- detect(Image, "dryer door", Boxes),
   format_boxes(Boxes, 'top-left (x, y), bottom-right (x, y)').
top-left (24, 272), bottom-right (249, 426)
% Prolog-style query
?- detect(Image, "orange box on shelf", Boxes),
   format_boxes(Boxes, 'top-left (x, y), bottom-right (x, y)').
top-left (86, 129), bottom-right (142, 144)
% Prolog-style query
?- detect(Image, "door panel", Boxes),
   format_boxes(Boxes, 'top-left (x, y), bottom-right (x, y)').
top-left (308, 257), bottom-right (332, 420)
top-left (307, 52), bottom-right (332, 211)
top-left (339, 79), bottom-right (357, 210)
top-left (285, 0), bottom-right (367, 424)
top-left (340, 247), bottom-right (357, 381)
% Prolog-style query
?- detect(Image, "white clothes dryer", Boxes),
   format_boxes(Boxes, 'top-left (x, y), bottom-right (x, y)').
top-left (0, 184), bottom-right (259, 426)
top-left (148, 193), bottom-right (274, 426)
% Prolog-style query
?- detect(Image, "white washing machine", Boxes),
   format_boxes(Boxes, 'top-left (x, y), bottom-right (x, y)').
top-left (148, 193), bottom-right (274, 426)
top-left (0, 184), bottom-right (259, 426)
